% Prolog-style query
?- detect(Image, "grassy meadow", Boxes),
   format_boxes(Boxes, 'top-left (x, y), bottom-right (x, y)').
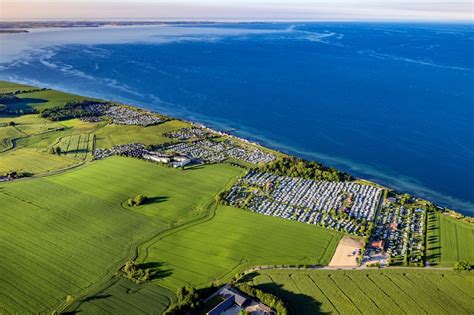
top-left (94, 120), bottom-right (189, 149)
top-left (139, 205), bottom-right (341, 291)
top-left (427, 211), bottom-right (474, 267)
top-left (0, 157), bottom-right (241, 313)
top-left (13, 89), bottom-right (94, 111)
top-left (0, 81), bottom-right (36, 93)
top-left (246, 269), bottom-right (474, 315)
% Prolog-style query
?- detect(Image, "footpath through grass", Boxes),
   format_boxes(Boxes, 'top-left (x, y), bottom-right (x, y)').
top-left (246, 269), bottom-right (474, 315)
top-left (0, 157), bottom-right (240, 314)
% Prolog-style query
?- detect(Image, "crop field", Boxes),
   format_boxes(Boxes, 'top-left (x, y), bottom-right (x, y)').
top-left (0, 80), bottom-right (36, 93)
top-left (140, 205), bottom-right (341, 291)
top-left (0, 125), bottom-right (23, 151)
top-left (426, 211), bottom-right (474, 266)
top-left (0, 157), bottom-right (241, 313)
top-left (247, 269), bottom-right (474, 315)
top-left (0, 115), bottom-right (61, 135)
top-left (438, 214), bottom-right (474, 264)
top-left (0, 127), bottom-right (81, 175)
top-left (94, 120), bottom-right (189, 149)
top-left (70, 279), bottom-right (175, 315)
top-left (56, 133), bottom-right (94, 160)
top-left (0, 148), bottom-right (79, 174)
top-left (13, 89), bottom-right (93, 111)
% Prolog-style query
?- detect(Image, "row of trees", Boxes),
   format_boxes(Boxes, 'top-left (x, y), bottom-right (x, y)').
top-left (258, 156), bottom-right (353, 182)
top-left (164, 286), bottom-right (205, 314)
top-left (236, 283), bottom-right (288, 315)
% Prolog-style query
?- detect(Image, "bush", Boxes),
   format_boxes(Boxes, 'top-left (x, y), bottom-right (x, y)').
top-left (236, 284), bottom-right (288, 315)
top-left (164, 286), bottom-right (201, 315)
top-left (128, 195), bottom-right (147, 207)
top-left (454, 261), bottom-right (471, 271)
top-left (117, 261), bottom-right (154, 283)
top-left (366, 262), bottom-right (381, 268)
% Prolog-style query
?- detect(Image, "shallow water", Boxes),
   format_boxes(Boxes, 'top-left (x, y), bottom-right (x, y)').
top-left (1, 22), bottom-right (473, 214)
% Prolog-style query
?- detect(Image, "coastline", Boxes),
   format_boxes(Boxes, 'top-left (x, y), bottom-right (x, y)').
top-left (2, 78), bottom-right (472, 216)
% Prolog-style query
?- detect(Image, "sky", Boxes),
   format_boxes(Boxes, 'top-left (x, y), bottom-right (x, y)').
top-left (1, 1), bottom-right (473, 21)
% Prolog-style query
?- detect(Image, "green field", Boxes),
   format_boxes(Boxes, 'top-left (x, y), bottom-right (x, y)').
top-left (55, 133), bottom-right (94, 160)
top-left (246, 269), bottom-right (474, 314)
top-left (71, 279), bottom-right (175, 315)
top-left (427, 211), bottom-right (474, 266)
top-left (0, 156), bottom-right (342, 313)
top-left (0, 125), bottom-right (23, 151)
top-left (0, 157), bottom-right (241, 313)
top-left (139, 205), bottom-right (341, 291)
top-left (94, 120), bottom-right (189, 149)
top-left (0, 80), bottom-right (36, 93)
top-left (0, 80), bottom-right (191, 175)
top-left (12, 89), bottom-right (93, 111)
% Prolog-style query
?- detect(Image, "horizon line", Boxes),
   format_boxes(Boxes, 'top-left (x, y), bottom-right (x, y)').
top-left (1, 18), bottom-right (473, 23)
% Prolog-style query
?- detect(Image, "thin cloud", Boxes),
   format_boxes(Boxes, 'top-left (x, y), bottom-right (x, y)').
top-left (1, 1), bottom-right (472, 21)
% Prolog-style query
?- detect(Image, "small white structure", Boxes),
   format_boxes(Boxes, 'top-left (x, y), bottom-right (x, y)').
top-left (143, 154), bottom-right (171, 164)
top-left (172, 157), bottom-right (191, 168)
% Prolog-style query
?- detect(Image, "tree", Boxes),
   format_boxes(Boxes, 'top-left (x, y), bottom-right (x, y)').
top-left (134, 194), bottom-right (146, 205)
top-left (119, 260), bottom-right (154, 283)
top-left (401, 193), bottom-right (411, 205)
top-left (55, 146), bottom-right (62, 155)
top-left (66, 294), bottom-right (75, 305)
top-left (454, 261), bottom-right (471, 271)
top-left (128, 194), bottom-right (147, 207)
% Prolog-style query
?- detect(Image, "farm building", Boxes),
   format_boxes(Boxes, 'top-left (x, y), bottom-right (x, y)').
top-left (206, 286), bottom-right (275, 315)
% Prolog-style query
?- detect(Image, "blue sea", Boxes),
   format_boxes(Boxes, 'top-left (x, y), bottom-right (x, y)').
top-left (1, 23), bottom-right (473, 215)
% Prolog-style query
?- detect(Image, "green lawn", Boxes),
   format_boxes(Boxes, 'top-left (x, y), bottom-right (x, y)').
top-left (246, 269), bottom-right (474, 315)
top-left (427, 211), bottom-right (474, 266)
top-left (139, 205), bottom-right (341, 291)
top-left (0, 80), bottom-right (36, 93)
top-left (0, 157), bottom-right (241, 314)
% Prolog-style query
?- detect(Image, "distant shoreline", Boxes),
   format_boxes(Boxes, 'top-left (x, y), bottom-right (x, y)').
top-left (0, 29), bottom-right (28, 34)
